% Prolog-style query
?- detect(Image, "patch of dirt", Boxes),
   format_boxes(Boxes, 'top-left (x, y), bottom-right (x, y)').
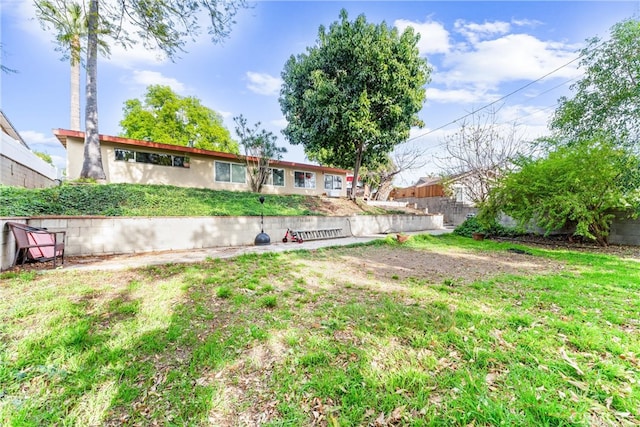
top-left (198, 240), bottom-right (580, 426)
top-left (294, 244), bottom-right (570, 289)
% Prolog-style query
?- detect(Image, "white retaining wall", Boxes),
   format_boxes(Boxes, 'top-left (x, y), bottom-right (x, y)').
top-left (1, 214), bottom-right (443, 270)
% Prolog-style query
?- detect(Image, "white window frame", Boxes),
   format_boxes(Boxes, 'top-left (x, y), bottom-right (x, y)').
top-left (215, 161), bottom-right (246, 184)
top-left (294, 170), bottom-right (316, 189)
top-left (266, 168), bottom-right (285, 187)
top-left (324, 174), bottom-right (343, 190)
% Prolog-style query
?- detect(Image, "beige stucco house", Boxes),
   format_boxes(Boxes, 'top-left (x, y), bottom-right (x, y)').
top-left (54, 129), bottom-right (349, 197)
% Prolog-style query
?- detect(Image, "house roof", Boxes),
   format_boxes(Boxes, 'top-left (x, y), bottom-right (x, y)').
top-left (414, 170), bottom-right (481, 187)
top-left (415, 176), bottom-right (442, 187)
top-left (1, 110), bottom-right (28, 148)
top-left (53, 129), bottom-right (351, 175)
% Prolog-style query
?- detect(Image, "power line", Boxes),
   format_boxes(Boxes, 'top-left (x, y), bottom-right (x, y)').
top-left (405, 101), bottom-right (560, 157)
top-left (407, 47), bottom-right (591, 144)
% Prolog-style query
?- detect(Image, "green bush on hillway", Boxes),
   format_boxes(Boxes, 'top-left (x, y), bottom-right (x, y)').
top-left (453, 216), bottom-right (519, 238)
top-left (0, 183), bottom-right (314, 217)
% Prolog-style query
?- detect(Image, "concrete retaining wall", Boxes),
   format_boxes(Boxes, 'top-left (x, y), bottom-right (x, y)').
top-left (1, 214), bottom-right (443, 270)
top-left (396, 196), bottom-right (477, 225)
top-left (397, 197), bottom-right (640, 246)
top-left (609, 211), bottom-right (640, 246)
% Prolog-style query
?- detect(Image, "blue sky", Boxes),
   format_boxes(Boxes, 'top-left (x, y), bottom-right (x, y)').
top-left (1, 1), bottom-right (638, 185)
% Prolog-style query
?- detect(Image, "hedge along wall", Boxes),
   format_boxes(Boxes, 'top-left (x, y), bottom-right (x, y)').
top-left (0, 214), bottom-right (444, 270)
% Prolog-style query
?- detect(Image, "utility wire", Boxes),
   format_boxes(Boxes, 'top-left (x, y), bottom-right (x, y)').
top-left (406, 36), bottom-right (605, 144)
top-left (406, 101), bottom-right (560, 156)
top-left (407, 56), bottom-right (582, 143)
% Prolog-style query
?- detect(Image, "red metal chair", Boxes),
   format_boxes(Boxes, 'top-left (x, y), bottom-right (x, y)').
top-left (6, 222), bottom-right (66, 268)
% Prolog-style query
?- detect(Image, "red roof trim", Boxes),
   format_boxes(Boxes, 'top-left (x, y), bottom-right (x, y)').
top-left (53, 128), bottom-right (350, 174)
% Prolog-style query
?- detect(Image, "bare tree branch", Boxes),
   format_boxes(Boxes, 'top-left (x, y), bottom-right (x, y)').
top-left (365, 143), bottom-right (429, 201)
top-left (435, 105), bottom-right (531, 204)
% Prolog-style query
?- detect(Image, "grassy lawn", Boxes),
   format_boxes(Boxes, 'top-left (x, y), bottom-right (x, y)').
top-left (1, 234), bottom-right (639, 426)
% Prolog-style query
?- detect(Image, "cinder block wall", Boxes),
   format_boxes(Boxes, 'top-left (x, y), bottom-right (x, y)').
top-left (1, 214), bottom-right (443, 270)
top-left (1, 156), bottom-right (57, 188)
top-left (609, 211), bottom-right (640, 246)
top-left (395, 196), bottom-right (476, 225)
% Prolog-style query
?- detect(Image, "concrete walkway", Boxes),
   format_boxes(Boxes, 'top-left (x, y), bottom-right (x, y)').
top-left (63, 228), bottom-right (453, 271)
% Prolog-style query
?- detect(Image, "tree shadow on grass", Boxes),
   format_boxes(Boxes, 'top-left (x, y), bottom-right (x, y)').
top-left (0, 264), bottom-right (261, 426)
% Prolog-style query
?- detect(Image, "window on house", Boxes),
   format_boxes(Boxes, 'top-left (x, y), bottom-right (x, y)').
top-left (172, 156), bottom-right (189, 167)
top-left (215, 161), bottom-right (246, 183)
top-left (115, 149), bottom-right (135, 162)
top-left (266, 168), bottom-right (285, 187)
top-left (137, 152), bottom-right (173, 166)
top-left (294, 171), bottom-right (316, 188)
top-left (115, 149), bottom-right (189, 168)
top-left (324, 175), bottom-right (343, 190)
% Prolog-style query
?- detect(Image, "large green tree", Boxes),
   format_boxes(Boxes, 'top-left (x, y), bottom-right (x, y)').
top-left (551, 18), bottom-right (640, 149)
top-left (36, 0), bottom-right (247, 180)
top-left (479, 135), bottom-right (640, 246)
top-left (279, 9), bottom-right (430, 200)
top-left (120, 85), bottom-right (237, 153)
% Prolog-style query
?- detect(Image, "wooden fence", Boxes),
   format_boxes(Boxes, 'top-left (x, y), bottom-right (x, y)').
top-left (390, 183), bottom-right (446, 200)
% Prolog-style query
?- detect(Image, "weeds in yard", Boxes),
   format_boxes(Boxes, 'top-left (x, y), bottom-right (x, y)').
top-left (1, 235), bottom-right (639, 425)
top-left (259, 295), bottom-right (278, 308)
top-left (216, 286), bottom-right (232, 299)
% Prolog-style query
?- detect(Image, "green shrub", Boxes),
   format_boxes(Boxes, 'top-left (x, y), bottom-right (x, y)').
top-left (454, 216), bottom-right (519, 238)
top-left (453, 216), bottom-right (485, 237)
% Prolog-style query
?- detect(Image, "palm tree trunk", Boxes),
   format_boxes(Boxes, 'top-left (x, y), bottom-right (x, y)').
top-left (70, 35), bottom-right (81, 131)
top-left (80, 0), bottom-right (105, 180)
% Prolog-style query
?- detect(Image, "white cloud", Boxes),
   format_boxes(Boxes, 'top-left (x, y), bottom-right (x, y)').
top-left (454, 19), bottom-right (511, 44)
top-left (511, 19), bottom-right (543, 28)
top-left (20, 130), bottom-right (62, 149)
top-left (106, 44), bottom-right (168, 68)
top-left (124, 70), bottom-right (186, 93)
top-left (496, 104), bottom-right (555, 143)
top-left (271, 118), bottom-right (288, 129)
top-left (246, 72), bottom-right (282, 96)
top-left (436, 33), bottom-right (582, 89)
top-left (218, 110), bottom-right (233, 120)
top-left (10, 1), bottom-right (47, 38)
top-left (406, 126), bottom-right (448, 147)
top-left (426, 87), bottom-right (499, 105)
top-left (498, 104), bottom-right (551, 127)
top-left (394, 18), bottom-right (450, 55)
top-left (19, 131), bottom-right (67, 170)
